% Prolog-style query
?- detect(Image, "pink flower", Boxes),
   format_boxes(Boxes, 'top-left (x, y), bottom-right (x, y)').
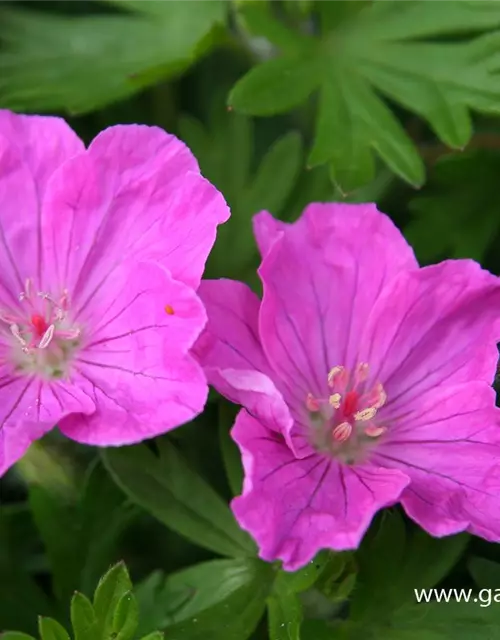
top-left (195, 203), bottom-right (500, 570)
top-left (0, 110), bottom-right (229, 475)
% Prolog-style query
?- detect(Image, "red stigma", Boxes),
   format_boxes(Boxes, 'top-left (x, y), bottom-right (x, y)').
top-left (31, 314), bottom-right (48, 337)
top-left (342, 390), bottom-right (359, 419)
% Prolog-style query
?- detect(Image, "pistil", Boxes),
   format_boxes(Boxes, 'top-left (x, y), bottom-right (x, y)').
top-left (306, 363), bottom-right (388, 462)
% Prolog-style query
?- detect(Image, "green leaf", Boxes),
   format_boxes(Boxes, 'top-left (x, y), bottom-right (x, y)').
top-left (133, 571), bottom-right (194, 636)
top-left (370, 601), bottom-right (500, 639)
top-left (79, 459), bottom-right (139, 592)
top-left (135, 558), bottom-right (274, 639)
top-left (402, 529), bottom-right (470, 594)
top-left (218, 401), bottom-right (244, 497)
top-left (344, 75), bottom-right (424, 187)
top-left (267, 591), bottom-right (302, 640)
top-left (0, 503), bottom-right (41, 572)
top-left (17, 442), bottom-right (82, 603)
top-left (351, 512), bottom-right (469, 622)
top-left (0, 509), bottom-right (55, 634)
top-left (300, 620), bottom-right (336, 640)
top-left (237, 1), bottom-right (311, 55)
top-left (111, 592), bottom-right (138, 640)
top-left (93, 562), bottom-right (132, 639)
top-left (102, 441), bottom-right (254, 557)
top-left (319, 0), bottom-right (370, 33)
top-left (233, 0), bottom-right (500, 189)
top-left (468, 556), bottom-right (500, 590)
top-left (180, 91), bottom-right (302, 281)
top-left (244, 131), bottom-right (303, 216)
top-left (284, 0), bottom-right (313, 20)
top-left (37, 619), bottom-right (70, 640)
top-left (266, 552), bottom-right (335, 640)
top-left (28, 484), bottom-right (81, 603)
top-left (0, 1), bottom-right (226, 113)
top-left (350, 511), bottom-right (406, 621)
top-left (314, 553), bottom-right (357, 604)
top-left (343, 168), bottom-right (395, 205)
top-left (1, 563), bottom-right (153, 640)
top-left (179, 107), bottom-right (253, 206)
top-left (229, 129), bottom-right (302, 276)
top-left (0, 571), bottom-right (53, 634)
top-left (0, 634), bottom-right (37, 640)
top-left (359, 0), bottom-right (500, 40)
top-left (282, 164), bottom-right (335, 222)
top-left (139, 634), bottom-right (164, 640)
top-left (407, 149), bottom-right (500, 263)
top-left (104, 0), bottom-right (185, 17)
top-left (276, 550), bottom-right (334, 595)
top-left (229, 53), bottom-right (324, 116)
top-left (358, 51), bottom-right (472, 149)
top-left (78, 461), bottom-right (137, 594)
top-left (21, 450), bottom-right (136, 602)
top-left (309, 75), bottom-right (375, 192)
top-left (164, 560), bottom-right (273, 640)
top-left (70, 593), bottom-right (98, 640)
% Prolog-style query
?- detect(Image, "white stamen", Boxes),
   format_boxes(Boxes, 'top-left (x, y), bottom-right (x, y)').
top-left (10, 323), bottom-right (27, 346)
top-left (364, 425), bottom-right (387, 438)
top-left (332, 422), bottom-right (352, 443)
top-left (327, 365), bottom-right (344, 387)
top-left (373, 383), bottom-right (387, 409)
top-left (60, 290), bottom-right (69, 310)
top-left (19, 278), bottom-right (33, 302)
top-left (354, 362), bottom-right (370, 385)
top-left (306, 393), bottom-right (320, 412)
top-left (354, 407), bottom-right (377, 422)
top-left (0, 312), bottom-right (18, 324)
top-left (38, 324), bottom-right (55, 349)
top-left (329, 393), bottom-right (341, 409)
top-left (37, 291), bottom-right (56, 304)
top-left (58, 328), bottom-right (80, 340)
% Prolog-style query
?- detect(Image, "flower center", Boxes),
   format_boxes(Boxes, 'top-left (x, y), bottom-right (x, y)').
top-left (305, 363), bottom-right (387, 463)
top-left (0, 279), bottom-right (82, 379)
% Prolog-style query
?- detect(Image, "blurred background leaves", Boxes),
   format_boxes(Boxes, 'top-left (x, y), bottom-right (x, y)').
top-left (0, 1), bottom-right (227, 113)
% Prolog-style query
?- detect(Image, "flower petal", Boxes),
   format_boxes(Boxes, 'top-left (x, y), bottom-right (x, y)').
top-left (358, 260), bottom-right (500, 411)
top-left (0, 134), bottom-right (38, 300)
top-left (0, 110), bottom-right (84, 197)
top-left (59, 261), bottom-right (208, 445)
top-left (253, 210), bottom-right (285, 258)
top-left (194, 279), bottom-right (293, 438)
top-left (0, 374), bottom-right (95, 476)
top-left (258, 204), bottom-right (417, 404)
top-left (373, 381), bottom-right (500, 538)
top-left (195, 279), bottom-right (269, 373)
top-left (41, 125), bottom-right (229, 298)
top-left (0, 111), bottom-right (83, 295)
top-left (231, 410), bottom-right (409, 570)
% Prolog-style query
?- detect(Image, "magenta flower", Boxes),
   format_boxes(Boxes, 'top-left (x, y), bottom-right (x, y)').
top-left (0, 110), bottom-right (229, 475)
top-left (195, 203), bottom-right (500, 570)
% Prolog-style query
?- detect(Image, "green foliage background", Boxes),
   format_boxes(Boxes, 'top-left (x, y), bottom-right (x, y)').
top-left (2, 1), bottom-right (500, 639)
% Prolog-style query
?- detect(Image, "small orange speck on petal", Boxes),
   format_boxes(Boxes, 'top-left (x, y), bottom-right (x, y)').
top-left (165, 304), bottom-right (175, 315)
